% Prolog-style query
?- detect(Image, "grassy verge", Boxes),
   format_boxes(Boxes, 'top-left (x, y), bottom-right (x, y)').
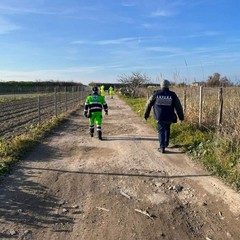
top-left (120, 95), bottom-right (240, 191)
top-left (0, 115), bottom-right (66, 175)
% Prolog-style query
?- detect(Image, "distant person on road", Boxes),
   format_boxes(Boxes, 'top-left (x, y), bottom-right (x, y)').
top-left (100, 85), bottom-right (105, 98)
top-left (84, 86), bottom-right (108, 140)
top-left (144, 80), bottom-right (184, 153)
top-left (108, 86), bottom-right (114, 99)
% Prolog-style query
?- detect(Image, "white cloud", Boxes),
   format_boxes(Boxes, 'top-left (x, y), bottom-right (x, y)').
top-left (141, 23), bottom-right (155, 29)
top-left (0, 64), bottom-right (117, 82)
top-left (151, 9), bottom-right (172, 17)
top-left (146, 46), bottom-right (181, 54)
top-left (71, 36), bottom-right (167, 46)
top-left (121, 2), bottom-right (137, 7)
top-left (0, 3), bottom-right (70, 15)
top-left (71, 40), bottom-right (87, 45)
top-left (71, 37), bottom-right (139, 46)
top-left (0, 17), bottom-right (20, 34)
top-left (190, 46), bottom-right (228, 55)
top-left (183, 31), bottom-right (222, 38)
top-left (97, 38), bottom-right (137, 45)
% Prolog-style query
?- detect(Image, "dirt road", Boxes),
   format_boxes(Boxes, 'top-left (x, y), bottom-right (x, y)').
top-left (1, 95), bottom-right (240, 240)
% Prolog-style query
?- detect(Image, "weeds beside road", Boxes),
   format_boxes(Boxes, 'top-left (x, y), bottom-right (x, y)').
top-left (1, 92), bottom-right (240, 191)
top-left (0, 115), bottom-right (65, 175)
top-left (121, 95), bottom-right (240, 191)
top-left (1, 94), bottom-right (240, 240)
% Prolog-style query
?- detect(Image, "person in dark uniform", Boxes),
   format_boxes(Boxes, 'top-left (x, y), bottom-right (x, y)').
top-left (144, 80), bottom-right (184, 153)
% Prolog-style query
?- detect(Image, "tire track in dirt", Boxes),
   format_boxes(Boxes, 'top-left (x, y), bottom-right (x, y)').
top-left (0, 95), bottom-right (240, 240)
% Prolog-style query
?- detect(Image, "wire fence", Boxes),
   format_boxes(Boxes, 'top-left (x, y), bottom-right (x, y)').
top-left (146, 86), bottom-right (240, 140)
top-left (0, 85), bottom-right (91, 139)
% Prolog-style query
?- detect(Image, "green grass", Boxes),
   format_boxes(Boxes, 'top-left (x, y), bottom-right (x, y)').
top-left (0, 115), bottom-right (65, 175)
top-left (121, 96), bottom-right (147, 115)
top-left (120, 95), bottom-right (240, 191)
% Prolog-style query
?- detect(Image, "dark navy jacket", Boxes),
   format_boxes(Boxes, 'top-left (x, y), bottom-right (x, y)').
top-left (144, 88), bottom-right (184, 123)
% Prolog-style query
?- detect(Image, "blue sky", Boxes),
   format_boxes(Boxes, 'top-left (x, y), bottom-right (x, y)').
top-left (0, 0), bottom-right (240, 85)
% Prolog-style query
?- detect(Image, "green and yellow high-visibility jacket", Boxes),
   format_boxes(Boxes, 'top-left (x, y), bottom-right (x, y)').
top-left (84, 93), bottom-right (108, 115)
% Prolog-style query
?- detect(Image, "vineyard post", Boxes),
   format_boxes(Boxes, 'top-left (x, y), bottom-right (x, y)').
top-left (217, 87), bottom-right (223, 128)
top-left (54, 87), bottom-right (57, 117)
top-left (71, 86), bottom-right (74, 109)
top-left (72, 86), bottom-right (74, 108)
top-left (74, 86), bottom-right (77, 107)
top-left (80, 85), bottom-right (83, 103)
top-left (38, 95), bottom-right (41, 124)
top-left (78, 86), bottom-right (81, 105)
top-left (199, 86), bottom-right (203, 127)
top-left (65, 86), bottom-right (67, 112)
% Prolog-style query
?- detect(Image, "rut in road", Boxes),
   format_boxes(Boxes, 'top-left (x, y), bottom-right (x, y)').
top-left (0, 94), bottom-right (240, 240)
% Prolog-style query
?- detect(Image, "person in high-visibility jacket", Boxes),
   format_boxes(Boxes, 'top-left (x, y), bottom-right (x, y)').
top-left (83, 86), bottom-right (108, 140)
top-left (109, 86), bottom-right (114, 99)
top-left (100, 85), bottom-right (105, 98)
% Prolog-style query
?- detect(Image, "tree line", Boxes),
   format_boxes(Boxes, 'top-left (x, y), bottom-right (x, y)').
top-left (116, 72), bottom-right (237, 97)
top-left (0, 81), bottom-right (84, 94)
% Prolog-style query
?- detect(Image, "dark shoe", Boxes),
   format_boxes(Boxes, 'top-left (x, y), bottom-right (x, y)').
top-left (165, 142), bottom-right (169, 148)
top-left (98, 131), bottom-right (102, 140)
top-left (158, 148), bottom-right (165, 153)
top-left (90, 128), bottom-right (94, 137)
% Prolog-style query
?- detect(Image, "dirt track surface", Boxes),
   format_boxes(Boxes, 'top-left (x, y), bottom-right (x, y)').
top-left (1, 95), bottom-right (240, 240)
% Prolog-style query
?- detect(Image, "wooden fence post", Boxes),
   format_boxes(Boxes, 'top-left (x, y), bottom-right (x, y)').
top-left (54, 87), bottom-right (57, 117)
top-left (146, 88), bottom-right (149, 100)
top-left (80, 85), bottom-right (83, 102)
top-left (199, 86), bottom-right (203, 127)
top-left (183, 89), bottom-right (187, 113)
top-left (77, 86), bottom-right (80, 104)
top-left (65, 86), bottom-right (67, 112)
top-left (72, 86), bottom-right (74, 108)
top-left (218, 87), bottom-right (223, 127)
top-left (38, 95), bottom-right (41, 124)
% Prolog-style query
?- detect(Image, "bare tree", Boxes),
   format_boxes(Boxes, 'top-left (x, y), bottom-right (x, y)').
top-left (117, 72), bottom-right (150, 97)
top-left (206, 72), bottom-right (232, 87)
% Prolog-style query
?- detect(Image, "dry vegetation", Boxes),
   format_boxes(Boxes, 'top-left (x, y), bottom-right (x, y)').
top-left (121, 85), bottom-right (240, 190)
top-left (172, 86), bottom-right (240, 141)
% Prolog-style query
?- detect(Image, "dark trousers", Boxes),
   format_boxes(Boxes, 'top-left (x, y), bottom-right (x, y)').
top-left (157, 122), bottom-right (171, 148)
